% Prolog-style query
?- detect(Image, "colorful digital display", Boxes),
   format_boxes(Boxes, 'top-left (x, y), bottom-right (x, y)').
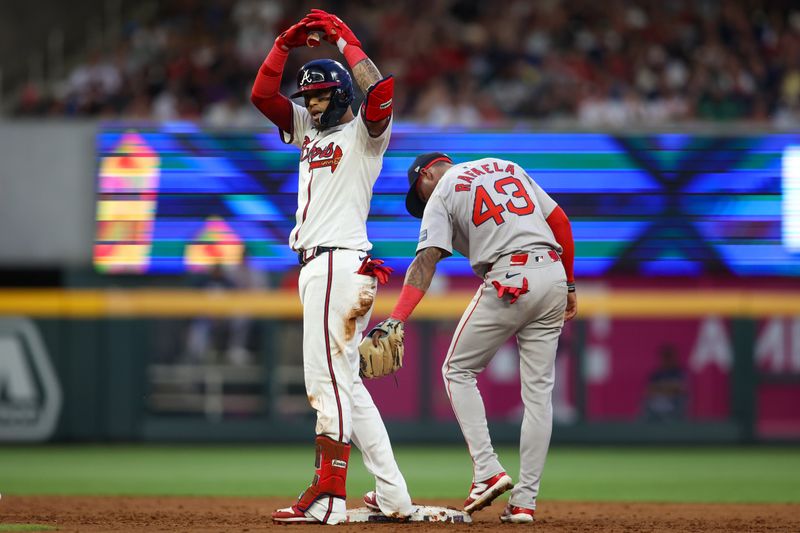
top-left (94, 125), bottom-right (800, 276)
top-left (784, 146), bottom-right (800, 254)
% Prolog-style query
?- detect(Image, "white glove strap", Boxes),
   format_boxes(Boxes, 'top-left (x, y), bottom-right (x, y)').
top-left (336, 37), bottom-right (347, 53)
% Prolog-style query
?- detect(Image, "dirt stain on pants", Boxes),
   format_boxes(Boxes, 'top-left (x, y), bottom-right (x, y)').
top-left (344, 287), bottom-right (375, 342)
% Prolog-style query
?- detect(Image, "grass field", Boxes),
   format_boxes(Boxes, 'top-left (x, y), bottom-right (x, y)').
top-left (2, 445), bottom-right (799, 504)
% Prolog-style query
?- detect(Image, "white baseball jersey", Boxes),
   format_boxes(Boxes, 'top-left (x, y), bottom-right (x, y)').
top-left (278, 101), bottom-right (412, 522)
top-left (416, 157), bottom-right (562, 276)
top-left (281, 102), bottom-right (392, 252)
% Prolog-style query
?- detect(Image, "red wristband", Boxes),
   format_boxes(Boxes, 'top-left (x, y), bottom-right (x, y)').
top-left (390, 285), bottom-right (426, 322)
top-left (343, 44), bottom-right (368, 68)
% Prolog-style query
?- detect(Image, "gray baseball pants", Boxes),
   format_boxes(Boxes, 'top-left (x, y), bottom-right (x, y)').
top-left (442, 252), bottom-right (567, 510)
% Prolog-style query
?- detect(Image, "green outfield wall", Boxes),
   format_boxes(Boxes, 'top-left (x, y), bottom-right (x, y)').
top-left (1, 286), bottom-right (798, 445)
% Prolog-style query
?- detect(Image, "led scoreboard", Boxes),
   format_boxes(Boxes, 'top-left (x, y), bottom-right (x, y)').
top-left (94, 124), bottom-right (799, 277)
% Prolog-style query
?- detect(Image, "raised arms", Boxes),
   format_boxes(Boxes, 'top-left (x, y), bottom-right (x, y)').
top-left (249, 19), bottom-right (314, 131)
top-left (352, 59), bottom-right (383, 93)
top-left (305, 9), bottom-right (392, 137)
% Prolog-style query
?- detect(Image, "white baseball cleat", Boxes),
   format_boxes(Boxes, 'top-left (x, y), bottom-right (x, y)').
top-left (463, 471), bottom-right (514, 513)
top-left (363, 490), bottom-right (380, 512)
top-left (271, 505), bottom-right (320, 524)
top-left (500, 504), bottom-right (535, 523)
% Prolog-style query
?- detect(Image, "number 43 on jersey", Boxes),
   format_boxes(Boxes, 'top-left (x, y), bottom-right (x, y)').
top-left (472, 176), bottom-right (535, 226)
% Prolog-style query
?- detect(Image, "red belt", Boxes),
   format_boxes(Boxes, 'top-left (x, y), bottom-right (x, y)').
top-left (509, 250), bottom-right (560, 266)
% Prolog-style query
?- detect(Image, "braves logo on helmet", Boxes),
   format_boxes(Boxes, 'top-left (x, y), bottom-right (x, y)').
top-left (291, 59), bottom-right (354, 130)
top-left (299, 68), bottom-right (324, 87)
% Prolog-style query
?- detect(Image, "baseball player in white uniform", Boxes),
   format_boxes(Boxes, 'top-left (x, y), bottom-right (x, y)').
top-left (370, 152), bottom-right (578, 523)
top-left (250, 10), bottom-right (412, 524)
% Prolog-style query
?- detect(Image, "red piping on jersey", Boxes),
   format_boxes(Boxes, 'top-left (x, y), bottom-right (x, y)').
top-left (443, 286), bottom-right (484, 478)
top-left (323, 251), bottom-right (344, 442)
top-left (292, 169), bottom-right (314, 246)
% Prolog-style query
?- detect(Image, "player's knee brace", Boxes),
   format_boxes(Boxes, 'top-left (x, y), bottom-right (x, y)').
top-left (296, 435), bottom-right (351, 511)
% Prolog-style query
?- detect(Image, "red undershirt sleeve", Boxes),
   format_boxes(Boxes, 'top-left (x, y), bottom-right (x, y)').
top-left (546, 206), bottom-right (575, 283)
top-left (250, 44), bottom-right (293, 133)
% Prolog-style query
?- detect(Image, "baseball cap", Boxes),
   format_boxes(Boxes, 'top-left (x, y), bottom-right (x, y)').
top-left (405, 152), bottom-right (453, 218)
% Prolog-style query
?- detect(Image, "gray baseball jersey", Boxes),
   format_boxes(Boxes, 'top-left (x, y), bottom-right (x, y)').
top-left (416, 157), bottom-right (568, 512)
top-left (415, 157), bottom-right (562, 276)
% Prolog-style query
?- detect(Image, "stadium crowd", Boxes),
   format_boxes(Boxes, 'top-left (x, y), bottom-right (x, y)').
top-left (12, 0), bottom-right (800, 127)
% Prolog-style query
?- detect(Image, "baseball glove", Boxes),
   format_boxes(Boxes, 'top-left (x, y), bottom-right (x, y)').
top-left (358, 318), bottom-right (404, 379)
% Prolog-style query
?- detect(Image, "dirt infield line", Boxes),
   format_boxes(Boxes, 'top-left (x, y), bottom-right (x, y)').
top-left (2, 496), bottom-right (799, 532)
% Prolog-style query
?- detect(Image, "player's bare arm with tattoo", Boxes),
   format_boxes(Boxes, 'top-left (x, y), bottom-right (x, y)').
top-left (403, 247), bottom-right (446, 292)
top-left (351, 59), bottom-right (391, 137)
top-left (351, 59), bottom-right (382, 93)
top-left (370, 247), bottom-right (444, 346)
top-left (306, 9), bottom-right (393, 138)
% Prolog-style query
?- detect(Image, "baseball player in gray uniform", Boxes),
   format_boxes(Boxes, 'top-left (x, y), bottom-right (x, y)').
top-left (370, 152), bottom-right (577, 523)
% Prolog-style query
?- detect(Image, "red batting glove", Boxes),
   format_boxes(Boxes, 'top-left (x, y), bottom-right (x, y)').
top-left (357, 257), bottom-right (393, 285)
top-left (370, 262), bottom-right (393, 285)
top-left (305, 9), bottom-right (362, 49)
top-left (274, 21), bottom-right (310, 51)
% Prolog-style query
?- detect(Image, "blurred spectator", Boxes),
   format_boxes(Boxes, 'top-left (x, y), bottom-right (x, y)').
top-left (8, 0), bottom-right (800, 127)
top-left (183, 263), bottom-right (237, 365)
top-left (642, 344), bottom-right (688, 422)
top-left (204, 91), bottom-right (261, 127)
top-left (412, 78), bottom-right (485, 127)
top-left (224, 250), bottom-right (268, 366)
top-left (182, 256), bottom-right (266, 366)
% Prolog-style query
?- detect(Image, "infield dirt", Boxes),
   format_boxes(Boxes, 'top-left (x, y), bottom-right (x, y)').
top-left (2, 496), bottom-right (799, 532)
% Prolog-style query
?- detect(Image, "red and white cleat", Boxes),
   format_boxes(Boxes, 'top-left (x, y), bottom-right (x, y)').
top-left (500, 504), bottom-right (535, 524)
top-left (271, 505), bottom-right (320, 524)
top-left (363, 490), bottom-right (380, 512)
top-left (463, 472), bottom-right (514, 514)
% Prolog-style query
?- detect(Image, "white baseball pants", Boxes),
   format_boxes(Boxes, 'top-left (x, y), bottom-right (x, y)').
top-left (299, 248), bottom-right (413, 522)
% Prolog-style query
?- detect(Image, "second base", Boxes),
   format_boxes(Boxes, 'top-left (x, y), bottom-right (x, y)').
top-left (347, 505), bottom-right (472, 524)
